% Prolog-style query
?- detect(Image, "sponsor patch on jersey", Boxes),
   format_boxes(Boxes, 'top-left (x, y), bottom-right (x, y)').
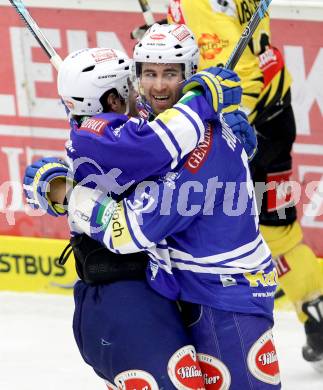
top-left (273, 255), bottom-right (291, 277)
top-left (198, 353), bottom-right (231, 390)
top-left (172, 24), bottom-right (191, 42)
top-left (110, 202), bottom-right (132, 249)
top-left (92, 48), bottom-right (117, 63)
top-left (168, 0), bottom-right (185, 24)
top-left (243, 268), bottom-right (278, 288)
top-left (167, 345), bottom-right (205, 389)
top-left (185, 125), bottom-right (213, 174)
top-left (266, 170), bottom-right (294, 212)
top-left (259, 46), bottom-right (285, 88)
top-left (114, 370), bottom-right (158, 390)
top-left (79, 118), bottom-right (109, 136)
top-left (198, 33), bottom-right (229, 61)
top-left (220, 274), bottom-right (237, 288)
top-left (247, 329), bottom-right (280, 385)
top-left (96, 197), bottom-right (117, 229)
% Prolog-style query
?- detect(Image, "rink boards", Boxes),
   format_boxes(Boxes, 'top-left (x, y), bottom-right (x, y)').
top-left (0, 233), bottom-right (321, 307)
top-left (0, 235), bottom-right (77, 295)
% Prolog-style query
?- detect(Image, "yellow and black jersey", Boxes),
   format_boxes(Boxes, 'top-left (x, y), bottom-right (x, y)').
top-left (167, 0), bottom-right (292, 124)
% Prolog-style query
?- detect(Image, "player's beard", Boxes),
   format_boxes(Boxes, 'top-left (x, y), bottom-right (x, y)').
top-left (148, 85), bottom-right (182, 115)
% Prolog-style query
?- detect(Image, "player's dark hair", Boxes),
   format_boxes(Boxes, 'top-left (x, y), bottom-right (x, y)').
top-left (100, 88), bottom-right (125, 112)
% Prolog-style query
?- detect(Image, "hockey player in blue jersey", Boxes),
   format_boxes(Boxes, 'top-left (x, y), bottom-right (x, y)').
top-left (23, 26), bottom-right (249, 388)
top-left (65, 25), bottom-right (281, 388)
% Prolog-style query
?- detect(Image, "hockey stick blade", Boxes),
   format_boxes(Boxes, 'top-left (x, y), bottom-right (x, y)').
top-left (8, 0), bottom-right (62, 70)
top-left (225, 0), bottom-right (273, 70)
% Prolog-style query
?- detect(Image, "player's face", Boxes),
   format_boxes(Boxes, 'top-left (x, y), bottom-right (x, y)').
top-left (140, 63), bottom-right (184, 115)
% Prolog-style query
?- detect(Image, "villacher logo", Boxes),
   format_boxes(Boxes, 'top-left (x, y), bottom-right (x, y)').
top-left (168, 345), bottom-right (205, 389)
top-left (247, 330), bottom-right (280, 385)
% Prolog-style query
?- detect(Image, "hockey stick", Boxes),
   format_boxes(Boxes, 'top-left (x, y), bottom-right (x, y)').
top-left (131, 0), bottom-right (156, 40)
top-left (8, 0), bottom-right (62, 71)
top-left (136, 0), bottom-right (156, 27)
top-left (225, 0), bottom-right (272, 70)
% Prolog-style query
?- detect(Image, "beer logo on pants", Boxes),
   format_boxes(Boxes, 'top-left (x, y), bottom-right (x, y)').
top-left (198, 353), bottom-right (231, 390)
top-left (168, 345), bottom-right (205, 389)
top-left (114, 370), bottom-right (158, 390)
top-left (247, 329), bottom-right (281, 385)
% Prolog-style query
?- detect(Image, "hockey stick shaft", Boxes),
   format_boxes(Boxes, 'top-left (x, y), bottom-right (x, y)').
top-left (131, 0), bottom-right (156, 40)
top-left (137, 0), bottom-right (156, 26)
top-left (8, 0), bottom-right (62, 71)
top-left (225, 0), bottom-right (272, 70)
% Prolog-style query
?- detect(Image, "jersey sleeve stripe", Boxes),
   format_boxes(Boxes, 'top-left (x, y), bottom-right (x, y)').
top-left (146, 246), bottom-right (174, 274)
top-left (156, 118), bottom-right (182, 161)
top-left (158, 112), bottom-right (199, 160)
top-left (174, 105), bottom-right (201, 141)
top-left (148, 120), bottom-right (180, 169)
top-left (123, 201), bottom-right (155, 249)
top-left (121, 204), bottom-right (146, 251)
top-left (174, 102), bottom-right (205, 141)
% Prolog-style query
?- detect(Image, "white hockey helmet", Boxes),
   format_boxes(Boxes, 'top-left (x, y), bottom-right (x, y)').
top-left (133, 23), bottom-right (199, 80)
top-left (57, 48), bottom-right (133, 116)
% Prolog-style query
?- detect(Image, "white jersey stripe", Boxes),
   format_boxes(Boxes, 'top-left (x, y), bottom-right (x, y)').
top-left (171, 257), bottom-right (272, 275)
top-left (175, 102), bottom-right (206, 141)
top-left (148, 121), bottom-right (179, 169)
top-left (225, 242), bottom-right (271, 269)
top-left (169, 234), bottom-right (265, 264)
top-left (124, 201), bottom-right (156, 249)
top-left (163, 112), bottom-right (199, 160)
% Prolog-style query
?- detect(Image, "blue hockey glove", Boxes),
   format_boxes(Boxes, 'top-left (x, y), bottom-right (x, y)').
top-left (222, 110), bottom-right (258, 161)
top-left (23, 157), bottom-right (71, 217)
top-left (182, 66), bottom-right (242, 114)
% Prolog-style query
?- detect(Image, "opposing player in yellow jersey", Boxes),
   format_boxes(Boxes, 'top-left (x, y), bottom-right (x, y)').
top-left (166, 0), bottom-right (323, 371)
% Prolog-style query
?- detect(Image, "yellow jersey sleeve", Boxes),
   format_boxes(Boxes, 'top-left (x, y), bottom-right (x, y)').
top-left (167, 0), bottom-right (292, 123)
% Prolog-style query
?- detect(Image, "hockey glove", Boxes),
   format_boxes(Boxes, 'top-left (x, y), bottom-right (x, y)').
top-left (23, 157), bottom-right (72, 217)
top-left (182, 66), bottom-right (242, 115)
top-left (222, 110), bottom-right (258, 161)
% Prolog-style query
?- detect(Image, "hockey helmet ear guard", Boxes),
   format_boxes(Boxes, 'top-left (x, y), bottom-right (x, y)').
top-left (57, 48), bottom-right (133, 116)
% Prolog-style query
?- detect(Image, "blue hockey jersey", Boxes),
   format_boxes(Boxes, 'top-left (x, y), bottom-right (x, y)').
top-left (66, 91), bottom-right (215, 195)
top-left (70, 117), bottom-right (276, 319)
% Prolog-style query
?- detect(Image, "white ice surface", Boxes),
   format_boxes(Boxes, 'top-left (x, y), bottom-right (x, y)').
top-left (0, 292), bottom-right (322, 389)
